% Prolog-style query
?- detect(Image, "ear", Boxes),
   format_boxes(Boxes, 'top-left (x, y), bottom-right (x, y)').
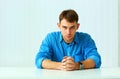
top-left (57, 23), bottom-right (60, 28)
top-left (77, 23), bottom-right (80, 29)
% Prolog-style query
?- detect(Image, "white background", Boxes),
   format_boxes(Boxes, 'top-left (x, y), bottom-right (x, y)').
top-left (0, 0), bottom-right (118, 67)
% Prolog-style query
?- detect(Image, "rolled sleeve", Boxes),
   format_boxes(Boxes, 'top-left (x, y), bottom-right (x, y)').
top-left (35, 51), bottom-right (51, 69)
top-left (35, 57), bottom-right (45, 69)
top-left (35, 33), bottom-right (52, 69)
top-left (84, 34), bottom-right (101, 68)
top-left (87, 55), bottom-right (101, 68)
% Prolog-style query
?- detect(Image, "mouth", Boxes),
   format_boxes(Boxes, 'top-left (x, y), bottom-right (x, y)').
top-left (66, 35), bottom-right (71, 38)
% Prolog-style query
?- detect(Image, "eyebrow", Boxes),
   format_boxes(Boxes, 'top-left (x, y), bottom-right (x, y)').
top-left (70, 25), bottom-right (75, 28)
top-left (62, 25), bottom-right (75, 28)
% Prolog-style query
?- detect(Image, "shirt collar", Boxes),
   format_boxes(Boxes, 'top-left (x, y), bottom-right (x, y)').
top-left (59, 32), bottom-right (63, 43)
top-left (74, 32), bottom-right (79, 44)
top-left (59, 32), bottom-right (79, 44)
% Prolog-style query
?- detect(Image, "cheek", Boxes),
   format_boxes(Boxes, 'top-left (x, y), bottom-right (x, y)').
top-left (71, 30), bottom-right (77, 35)
top-left (61, 30), bottom-right (66, 36)
top-left (61, 28), bottom-right (66, 33)
top-left (61, 30), bottom-right (66, 37)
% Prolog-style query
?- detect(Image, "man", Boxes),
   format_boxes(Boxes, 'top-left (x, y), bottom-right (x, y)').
top-left (35, 9), bottom-right (101, 71)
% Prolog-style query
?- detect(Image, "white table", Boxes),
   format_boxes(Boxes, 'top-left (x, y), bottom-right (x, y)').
top-left (0, 67), bottom-right (120, 79)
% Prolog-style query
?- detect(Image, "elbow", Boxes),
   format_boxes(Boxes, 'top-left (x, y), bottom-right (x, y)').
top-left (94, 57), bottom-right (102, 68)
top-left (35, 58), bottom-right (43, 69)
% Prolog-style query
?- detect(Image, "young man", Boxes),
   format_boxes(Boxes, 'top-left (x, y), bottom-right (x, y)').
top-left (35, 9), bottom-right (101, 71)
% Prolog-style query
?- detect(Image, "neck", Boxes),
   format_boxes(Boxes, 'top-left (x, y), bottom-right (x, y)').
top-left (64, 39), bottom-right (73, 44)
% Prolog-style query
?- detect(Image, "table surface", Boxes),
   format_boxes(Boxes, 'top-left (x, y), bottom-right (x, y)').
top-left (0, 67), bottom-right (120, 79)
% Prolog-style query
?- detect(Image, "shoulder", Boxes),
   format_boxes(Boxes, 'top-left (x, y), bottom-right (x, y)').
top-left (46, 31), bottom-right (60, 38)
top-left (44, 31), bottom-right (61, 41)
top-left (75, 32), bottom-right (96, 47)
top-left (76, 32), bottom-right (91, 40)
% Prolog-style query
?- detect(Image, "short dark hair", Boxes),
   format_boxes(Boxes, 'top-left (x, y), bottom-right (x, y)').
top-left (59, 9), bottom-right (79, 23)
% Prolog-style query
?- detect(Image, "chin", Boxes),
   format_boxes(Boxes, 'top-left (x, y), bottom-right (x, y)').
top-left (66, 39), bottom-right (73, 42)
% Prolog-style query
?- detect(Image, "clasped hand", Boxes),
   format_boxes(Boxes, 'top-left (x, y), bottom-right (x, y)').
top-left (59, 56), bottom-right (79, 71)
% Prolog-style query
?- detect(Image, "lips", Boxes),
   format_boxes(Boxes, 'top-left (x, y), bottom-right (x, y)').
top-left (66, 35), bottom-right (71, 38)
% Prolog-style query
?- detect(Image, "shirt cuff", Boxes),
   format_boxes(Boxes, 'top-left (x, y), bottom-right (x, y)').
top-left (87, 55), bottom-right (101, 68)
top-left (35, 57), bottom-right (45, 69)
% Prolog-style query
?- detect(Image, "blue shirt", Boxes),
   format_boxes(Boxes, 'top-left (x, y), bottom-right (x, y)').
top-left (35, 31), bottom-right (101, 68)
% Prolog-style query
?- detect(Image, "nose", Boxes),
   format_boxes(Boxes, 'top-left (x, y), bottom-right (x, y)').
top-left (66, 29), bottom-right (70, 34)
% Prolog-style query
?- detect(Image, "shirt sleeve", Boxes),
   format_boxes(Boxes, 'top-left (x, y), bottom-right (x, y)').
top-left (83, 34), bottom-right (101, 68)
top-left (35, 34), bottom-right (52, 69)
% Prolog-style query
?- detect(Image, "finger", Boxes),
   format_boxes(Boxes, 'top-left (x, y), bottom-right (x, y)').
top-left (63, 56), bottom-right (68, 59)
top-left (65, 66), bottom-right (74, 71)
top-left (66, 64), bottom-right (75, 68)
top-left (65, 60), bottom-right (76, 69)
top-left (66, 59), bottom-right (74, 65)
top-left (60, 63), bottom-right (67, 70)
top-left (67, 57), bottom-right (74, 61)
top-left (62, 61), bottom-right (67, 66)
top-left (62, 56), bottom-right (68, 62)
top-left (62, 58), bottom-right (67, 62)
top-left (61, 62), bottom-right (75, 71)
top-left (66, 63), bottom-right (76, 71)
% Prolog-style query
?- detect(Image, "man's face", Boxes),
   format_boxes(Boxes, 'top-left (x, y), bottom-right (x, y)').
top-left (58, 19), bottom-right (80, 43)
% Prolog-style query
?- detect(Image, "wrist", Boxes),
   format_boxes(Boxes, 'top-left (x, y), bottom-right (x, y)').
top-left (79, 62), bottom-right (84, 70)
top-left (76, 62), bottom-right (81, 70)
top-left (56, 62), bottom-right (62, 70)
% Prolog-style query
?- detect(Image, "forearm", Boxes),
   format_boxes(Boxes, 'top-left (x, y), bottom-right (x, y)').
top-left (41, 58), bottom-right (95, 70)
top-left (42, 59), bottom-right (61, 70)
top-left (81, 59), bottom-right (95, 69)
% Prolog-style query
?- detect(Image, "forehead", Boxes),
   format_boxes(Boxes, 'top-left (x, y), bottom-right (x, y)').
top-left (60, 19), bottom-right (77, 26)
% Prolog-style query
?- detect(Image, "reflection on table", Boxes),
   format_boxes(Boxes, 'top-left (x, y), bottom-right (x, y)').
top-left (0, 67), bottom-right (120, 79)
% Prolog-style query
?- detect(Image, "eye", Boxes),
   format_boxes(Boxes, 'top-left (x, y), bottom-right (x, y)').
top-left (70, 26), bottom-right (75, 29)
top-left (62, 26), bottom-right (67, 29)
